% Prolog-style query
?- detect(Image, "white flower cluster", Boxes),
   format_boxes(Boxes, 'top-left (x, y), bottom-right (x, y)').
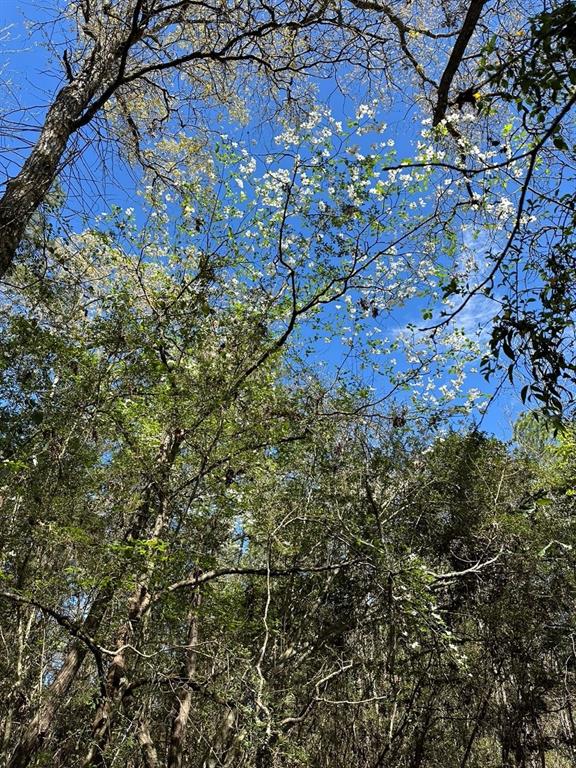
top-left (355, 101), bottom-right (378, 120)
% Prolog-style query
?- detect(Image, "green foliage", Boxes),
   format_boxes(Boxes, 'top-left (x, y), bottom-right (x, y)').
top-left (1, 3), bottom-right (576, 764)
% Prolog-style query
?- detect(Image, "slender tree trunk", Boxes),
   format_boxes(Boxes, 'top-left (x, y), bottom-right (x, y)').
top-left (410, 703), bottom-right (434, 768)
top-left (167, 586), bottom-right (202, 768)
top-left (81, 582), bottom-right (154, 768)
top-left (460, 684), bottom-right (494, 768)
top-left (202, 709), bottom-right (239, 768)
top-left (0, 607), bottom-right (34, 756)
top-left (136, 714), bottom-right (159, 768)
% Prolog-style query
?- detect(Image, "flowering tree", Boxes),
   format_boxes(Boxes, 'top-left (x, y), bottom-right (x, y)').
top-left (2, 0), bottom-right (576, 414)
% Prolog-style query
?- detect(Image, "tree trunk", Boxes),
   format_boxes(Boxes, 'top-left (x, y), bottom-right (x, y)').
top-left (202, 709), bottom-right (238, 768)
top-left (136, 714), bottom-right (159, 768)
top-left (0, 32), bottom-right (123, 277)
top-left (167, 587), bottom-right (201, 768)
top-left (0, 81), bottom-right (83, 273)
top-left (81, 582), bottom-right (154, 768)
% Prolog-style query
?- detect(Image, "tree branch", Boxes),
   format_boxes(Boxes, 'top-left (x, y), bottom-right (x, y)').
top-left (433, 0), bottom-right (486, 126)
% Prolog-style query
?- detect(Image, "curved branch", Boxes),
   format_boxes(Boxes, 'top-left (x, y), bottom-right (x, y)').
top-left (158, 559), bottom-right (361, 599)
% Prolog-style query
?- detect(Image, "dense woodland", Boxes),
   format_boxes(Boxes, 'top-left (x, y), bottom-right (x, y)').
top-left (1, 1), bottom-right (576, 766)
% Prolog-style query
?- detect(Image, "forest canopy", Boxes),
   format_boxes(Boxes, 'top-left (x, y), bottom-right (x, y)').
top-left (0, 1), bottom-right (576, 767)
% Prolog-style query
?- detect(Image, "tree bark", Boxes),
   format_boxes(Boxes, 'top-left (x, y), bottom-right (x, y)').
top-left (136, 714), bottom-right (159, 768)
top-left (81, 582), bottom-right (154, 768)
top-left (82, 431), bottom-right (184, 767)
top-left (0, 39), bottom-right (122, 277)
top-left (432, 0), bottom-right (486, 126)
top-left (167, 587), bottom-right (201, 768)
top-left (202, 709), bottom-right (239, 768)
